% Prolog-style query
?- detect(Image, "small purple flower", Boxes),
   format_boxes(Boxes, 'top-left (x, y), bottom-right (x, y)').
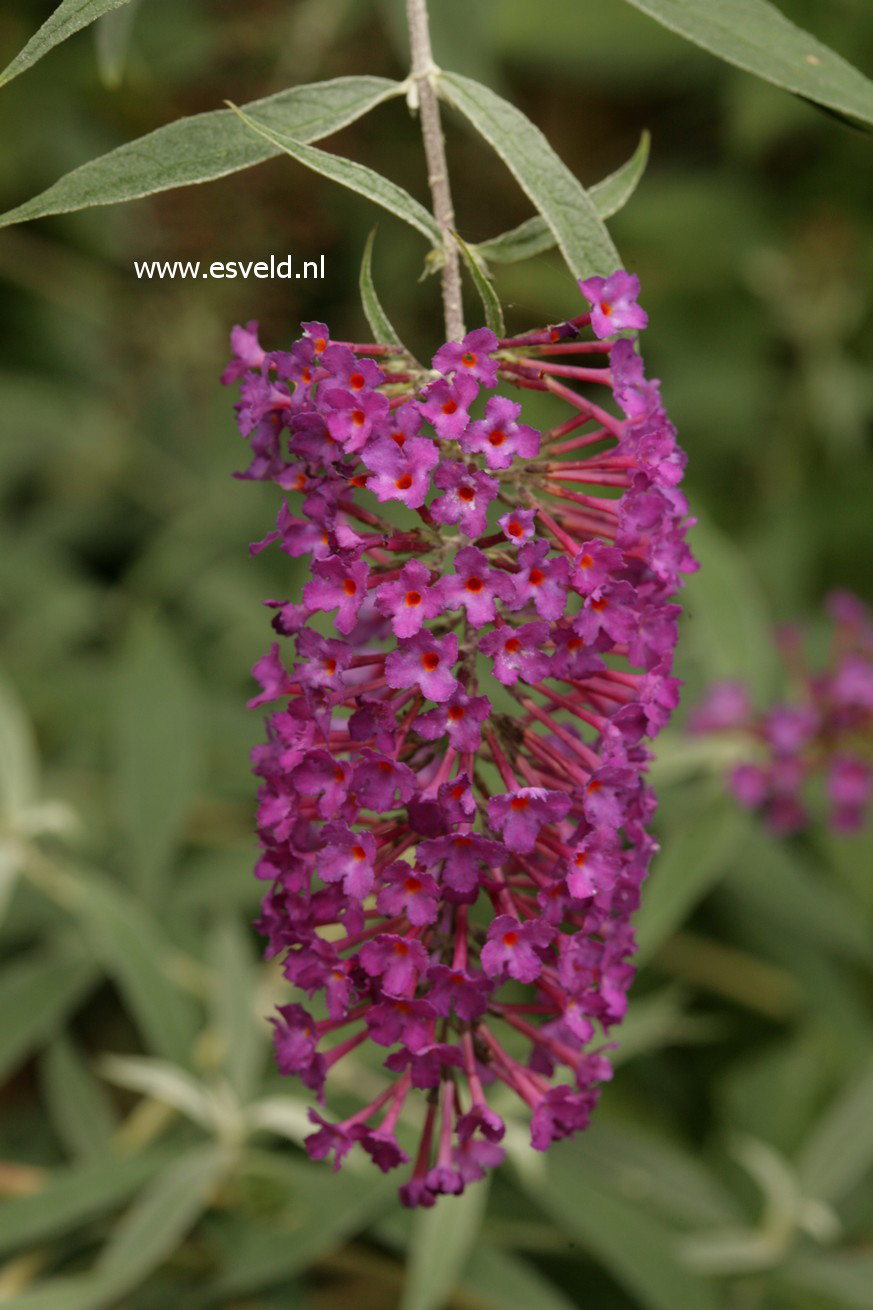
top-left (374, 561), bottom-right (443, 639)
top-left (578, 270), bottom-right (648, 338)
top-left (430, 462), bottom-right (498, 538)
top-left (511, 540), bottom-right (570, 620)
top-left (461, 395), bottom-right (539, 469)
top-left (481, 915), bottom-right (554, 983)
top-left (438, 547), bottom-right (516, 627)
top-left (248, 642), bottom-right (294, 707)
top-left (479, 621), bottom-right (552, 686)
top-left (416, 689), bottom-right (492, 753)
top-left (488, 788), bottom-right (573, 853)
top-left (360, 934), bottom-right (429, 998)
top-left (303, 555), bottom-right (369, 635)
top-left (432, 327), bottom-right (499, 386)
top-left (318, 824), bottom-right (377, 899)
top-left (385, 631), bottom-right (459, 703)
top-left (323, 388), bottom-right (390, 452)
top-left (419, 374), bottom-right (479, 440)
top-left (377, 863), bottom-right (441, 926)
top-left (362, 435), bottom-right (439, 509)
top-left (498, 508), bottom-right (538, 545)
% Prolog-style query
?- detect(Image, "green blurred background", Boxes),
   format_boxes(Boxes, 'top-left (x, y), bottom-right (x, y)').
top-left (0, 2), bottom-right (872, 1307)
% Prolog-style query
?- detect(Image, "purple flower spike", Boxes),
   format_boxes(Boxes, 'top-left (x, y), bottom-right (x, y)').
top-left (232, 280), bottom-right (696, 1205)
top-left (578, 270), bottom-right (648, 338)
top-left (385, 631), bottom-right (459, 703)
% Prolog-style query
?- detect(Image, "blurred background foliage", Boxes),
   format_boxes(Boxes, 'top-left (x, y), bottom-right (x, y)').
top-left (0, 1), bottom-right (872, 1307)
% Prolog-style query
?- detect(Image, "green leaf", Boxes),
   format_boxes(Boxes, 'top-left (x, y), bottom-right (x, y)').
top-left (635, 788), bottom-right (751, 964)
top-left (94, 0), bottom-right (143, 88)
top-left (94, 1143), bottom-right (226, 1289)
top-left (623, 0), bottom-right (873, 131)
top-left (209, 917), bottom-right (264, 1104)
top-left (438, 72), bottom-right (619, 280)
top-left (476, 132), bottom-right (651, 265)
top-left (205, 1157), bottom-right (396, 1300)
top-left (575, 1120), bottom-right (741, 1229)
top-left (400, 1177), bottom-right (490, 1310)
top-left (780, 1251), bottom-right (873, 1310)
top-left (524, 1140), bottom-right (721, 1310)
top-left (71, 869), bottom-right (200, 1067)
top-left (359, 228), bottom-right (407, 350)
top-left (0, 76), bottom-right (401, 228)
top-left (114, 616), bottom-right (198, 903)
top-left (0, 669), bottom-right (39, 819)
top-left (0, 1149), bottom-right (172, 1258)
top-left (728, 829), bottom-right (873, 966)
top-left (0, 0), bottom-right (135, 87)
top-left (0, 945), bottom-right (98, 1082)
top-left (228, 102), bottom-right (441, 246)
top-left (0, 1147), bottom-right (229, 1310)
top-left (680, 515), bottom-right (779, 701)
top-left (796, 1058), bottom-right (873, 1204)
top-left (460, 1246), bottom-right (578, 1310)
top-left (452, 231), bottom-right (505, 336)
top-left (39, 1034), bottom-right (118, 1160)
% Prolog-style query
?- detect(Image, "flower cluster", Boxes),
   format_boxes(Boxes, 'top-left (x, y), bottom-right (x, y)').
top-left (225, 269), bottom-right (696, 1205)
top-left (691, 591), bottom-right (873, 834)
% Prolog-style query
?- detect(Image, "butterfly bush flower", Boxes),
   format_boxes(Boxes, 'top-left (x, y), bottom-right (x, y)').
top-left (691, 591), bottom-right (873, 833)
top-left (226, 274), bottom-right (697, 1205)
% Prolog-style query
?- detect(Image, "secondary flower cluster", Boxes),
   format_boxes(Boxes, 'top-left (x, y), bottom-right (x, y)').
top-left (691, 591), bottom-right (873, 834)
top-left (226, 270), bottom-right (696, 1205)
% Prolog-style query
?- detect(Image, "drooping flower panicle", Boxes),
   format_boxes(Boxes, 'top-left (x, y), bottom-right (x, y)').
top-left (691, 591), bottom-right (873, 834)
top-left (226, 276), bottom-right (697, 1205)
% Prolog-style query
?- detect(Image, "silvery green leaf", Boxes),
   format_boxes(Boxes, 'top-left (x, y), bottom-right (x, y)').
top-left (359, 228), bottom-right (408, 351)
top-left (452, 230), bottom-right (505, 336)
top-left (0, 76), bottom-right (401, 228)
top-left (0, 0), bottom-right (135, 86)
top-left (476, 132), bottom-right (650, 266)
top-left (228, 102), bottom-right (442, 247)
top-left (623, 0), bottom-right (873, 130)
top-left (438, 72), bottom-right (619, 280)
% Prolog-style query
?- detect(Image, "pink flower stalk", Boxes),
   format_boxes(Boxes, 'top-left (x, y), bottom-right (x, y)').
top-left (691, 590), bottom-right (873, 834)
top-left (225, 273), bottom-right (697, 1205)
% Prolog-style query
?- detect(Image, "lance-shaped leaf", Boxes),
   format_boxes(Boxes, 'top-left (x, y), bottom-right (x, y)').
top-left (359, 228), bottom-right (408, 352)
top-left (0, 75), bottom-right (401, 229)
top-left (623, 0), bottom-right (873, 131)
top-left (400, 1178), bottom-right (490, 1310)
top-left (229, 102), bottom-right (442, 247)
top-left (0, 0), bottom-right (135, 87)
top-left (477, 132), bottom-right (650, 266)
top-left (438, 72), bottom-right (620, 280)
top-left (452, 230), bottom-right (505, 337)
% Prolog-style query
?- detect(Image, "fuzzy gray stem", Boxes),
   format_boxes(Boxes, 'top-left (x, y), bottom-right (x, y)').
top-left (405, 0), bottom-right (465, 343)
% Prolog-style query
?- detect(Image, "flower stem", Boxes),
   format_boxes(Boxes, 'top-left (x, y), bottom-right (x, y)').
top-left (405, 0), bottom-right (464, 342)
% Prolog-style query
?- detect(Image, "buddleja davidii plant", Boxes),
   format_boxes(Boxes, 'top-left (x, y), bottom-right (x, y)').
top-left (215, 0), bottom-right (703, 1208)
